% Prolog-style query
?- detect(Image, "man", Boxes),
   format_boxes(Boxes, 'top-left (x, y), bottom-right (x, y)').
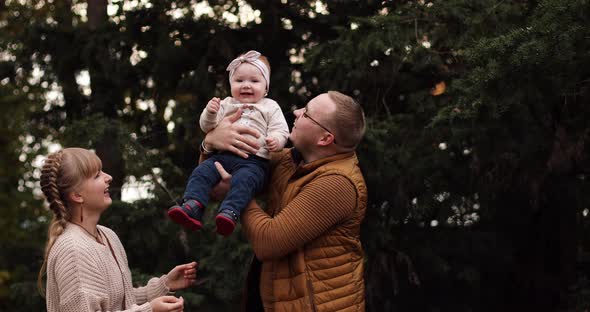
top-left (203, 91), bottom-right (367, 311)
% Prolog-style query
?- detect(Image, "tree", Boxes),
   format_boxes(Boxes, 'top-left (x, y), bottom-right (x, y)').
top-left (1, 0), bottom-right (589, 311)
top-left (438, 1), bottom-right (590, 309)
top-left (1, 0), bottom-right (345, 310)
top-left (305, 0), bottom-right (590, 310)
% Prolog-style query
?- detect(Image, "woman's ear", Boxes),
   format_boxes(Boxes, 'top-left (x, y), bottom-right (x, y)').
top-left (68, 191), bottom-right (84, 204)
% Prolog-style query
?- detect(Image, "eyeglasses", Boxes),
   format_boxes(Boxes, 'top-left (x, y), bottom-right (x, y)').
top-left (302, 106), bottom-right (337, 144)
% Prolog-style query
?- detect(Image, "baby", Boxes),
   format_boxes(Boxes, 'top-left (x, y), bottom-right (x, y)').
top-left (167, 50), bottom-right (289, 236)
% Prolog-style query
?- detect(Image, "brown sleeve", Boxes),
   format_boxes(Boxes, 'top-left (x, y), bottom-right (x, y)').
top-left (241, 175), bottom-right (357, 261)
top-left (267, 148), bottom-right (289, 169)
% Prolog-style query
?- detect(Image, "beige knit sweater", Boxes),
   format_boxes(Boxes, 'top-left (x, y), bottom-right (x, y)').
top-left (46, 223), bottom-right (170, 312)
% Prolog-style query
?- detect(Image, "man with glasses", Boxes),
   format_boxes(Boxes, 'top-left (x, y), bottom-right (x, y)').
top-left (201, 91), bottom-right (367, 312)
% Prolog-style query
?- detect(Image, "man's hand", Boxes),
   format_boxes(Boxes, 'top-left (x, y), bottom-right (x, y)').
top-left (203, 107), bottom-right (262, 158)
top-left (210, 162), bottom-right (232, 201)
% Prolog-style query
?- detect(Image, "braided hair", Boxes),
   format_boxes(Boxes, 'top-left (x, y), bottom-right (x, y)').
top-left (37, 148), bottom-right (102, 296)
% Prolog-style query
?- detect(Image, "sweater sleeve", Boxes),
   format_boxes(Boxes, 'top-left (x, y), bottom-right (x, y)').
top-left (48, 244), bottom-right (153, 312)
top-left (59, 292), bottom-right (152, 312)
top-left (265, 103), bottom-right (289, 149)
top-left (132, 275), bottom-right (170, 305)
top-left (241, 174), bottom-right (357, 261)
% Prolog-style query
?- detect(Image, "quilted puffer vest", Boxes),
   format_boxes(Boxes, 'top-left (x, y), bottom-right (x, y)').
top-left (243, 149), bottom-right (367, 312)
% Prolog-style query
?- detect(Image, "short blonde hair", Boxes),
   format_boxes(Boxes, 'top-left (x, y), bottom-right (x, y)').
top-left (327, 91), bottom-right (366, 149)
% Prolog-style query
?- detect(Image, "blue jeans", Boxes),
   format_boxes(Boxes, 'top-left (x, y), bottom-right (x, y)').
top-left (183, 152), bottom-right (269, 218)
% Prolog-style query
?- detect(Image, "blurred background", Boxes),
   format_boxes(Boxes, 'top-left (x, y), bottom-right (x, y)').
top-left (1, 0), bottom-right (589, 311)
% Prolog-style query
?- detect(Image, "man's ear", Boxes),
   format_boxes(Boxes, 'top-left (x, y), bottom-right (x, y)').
top-left (317, 133), bottom-right (335, 147)
top-left (68, 191), bottom-right (84, 204)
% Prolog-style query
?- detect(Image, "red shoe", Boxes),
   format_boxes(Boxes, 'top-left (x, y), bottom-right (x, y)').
top-left (215, 209), bottom-right (238, 236)
top-left (167, 200), bottom-right (204, 231)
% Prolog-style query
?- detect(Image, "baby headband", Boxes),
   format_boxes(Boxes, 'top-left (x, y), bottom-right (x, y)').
top-left (226, 50), bottom-right (270, 91)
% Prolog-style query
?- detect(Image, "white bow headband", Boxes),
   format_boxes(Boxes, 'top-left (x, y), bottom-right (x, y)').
top-left (226, 50), bottom-right (270, 91)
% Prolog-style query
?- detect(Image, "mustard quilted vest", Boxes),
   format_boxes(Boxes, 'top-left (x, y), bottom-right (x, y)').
top-left (243, 149), bottom-right (367, 312)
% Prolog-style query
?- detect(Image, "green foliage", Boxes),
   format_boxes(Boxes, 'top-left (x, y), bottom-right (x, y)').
top-left (1, 0), bottom-right (589, 311)
top-left (101, 199), bottom-right (251, 311)
top-left (307, 0), bottom-right (590, 310)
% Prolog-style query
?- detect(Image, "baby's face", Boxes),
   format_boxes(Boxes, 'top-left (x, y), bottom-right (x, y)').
top-left (230, 63), bottom-right (267, 104)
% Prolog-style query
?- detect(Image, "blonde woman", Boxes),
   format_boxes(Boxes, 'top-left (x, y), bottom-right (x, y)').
top-left (38, 147), bottom-right (196, 312)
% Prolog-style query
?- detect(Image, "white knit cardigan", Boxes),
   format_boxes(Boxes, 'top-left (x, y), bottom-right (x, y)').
top-left (46, 223), bottom-right (169, 311)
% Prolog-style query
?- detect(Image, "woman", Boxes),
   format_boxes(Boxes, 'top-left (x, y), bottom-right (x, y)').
top-left (38, 147), bottom-right (196, 312)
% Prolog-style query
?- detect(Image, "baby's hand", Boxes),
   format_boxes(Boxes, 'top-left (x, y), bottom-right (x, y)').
top-left (207, 97), bottom-right (221, 114)
top-left (265, 136), bottom-right (281, 152)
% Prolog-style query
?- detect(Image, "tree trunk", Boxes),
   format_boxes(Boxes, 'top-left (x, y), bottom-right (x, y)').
top-left (53, 0), bottom-right (84, 120)
top-left (87, 0), bottom-right (107, 30)
top-left (86, 0), bottom-right (125, 200)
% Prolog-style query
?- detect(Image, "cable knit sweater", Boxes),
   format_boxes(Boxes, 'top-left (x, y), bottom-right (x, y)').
top-left (46, 223), bottom-right (170, 312)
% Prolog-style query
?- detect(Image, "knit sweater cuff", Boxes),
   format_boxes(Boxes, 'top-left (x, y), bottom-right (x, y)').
top-left (136, 302), bottom-right (153, 312)
top-left (134, 274), bottom-right (170, 305)
top-left (148, 274), bottom-right (171, 298)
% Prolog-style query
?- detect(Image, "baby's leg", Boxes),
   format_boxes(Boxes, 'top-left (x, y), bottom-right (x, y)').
top-left (183, 158), bottom-right (223, 205)
top-left (168, 158), bottom-right (223, 231)
top-left (215, 159), bottom-right (267, 236)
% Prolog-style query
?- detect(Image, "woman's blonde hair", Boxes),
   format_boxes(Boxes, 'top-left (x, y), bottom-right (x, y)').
top-left (37, 147), bottom-right (102, 296)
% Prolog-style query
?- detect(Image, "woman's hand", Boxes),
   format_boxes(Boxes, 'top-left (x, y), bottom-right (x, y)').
top-left (209, 162), bottom-right (233, 201)
top-left (165, 262), bottom-right (197, 291)
top-left (150, 296), bottom-right (184, 312)
top-left (203, 107), bottom-right (261, 158)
